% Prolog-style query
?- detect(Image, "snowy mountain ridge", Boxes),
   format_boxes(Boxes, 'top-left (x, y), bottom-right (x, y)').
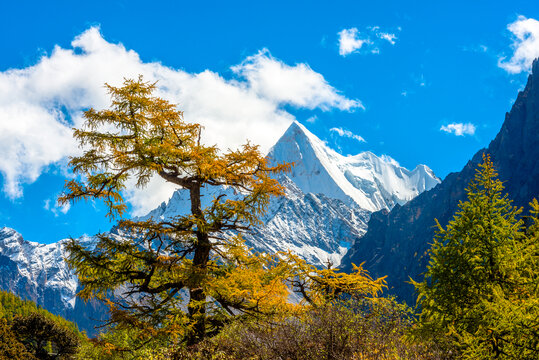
top-left (268, 121), bottom-right (440, 212)
top-left (0, 227), bottom-right (78, 310)
top-left (141, 121), bottom-right (439, 265)
top-left (142, 175), bottom-right (370, 266)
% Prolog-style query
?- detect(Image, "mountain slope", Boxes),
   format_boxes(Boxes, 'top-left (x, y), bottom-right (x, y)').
top-left (144, 175), bottom-right (370, 266)
top-left (143, 122), bottom-right (437, 266)
top-left (0, 289), bottom-right (82, 336)
top-left (341, 59), bottom-right (539, 304)
top-left (0, 228), bottom-right (107, 336)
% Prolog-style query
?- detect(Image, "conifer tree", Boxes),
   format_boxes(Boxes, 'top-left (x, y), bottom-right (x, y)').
top-left (475, 198), bottom-right (539, 359)
top-left (413, 154), bottom-right (539, 359)
top-left (11, 313), bottom-right (80, 360)
top-left (59, 76), bottom-right (294, 345)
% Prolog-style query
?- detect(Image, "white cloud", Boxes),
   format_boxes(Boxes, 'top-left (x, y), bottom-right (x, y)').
top-left (377, 32), bottom-right (397, 45)
top-left (44, 198), bottom-right (71, 216)
top-left (498, 16), bottom-right (539, 74)
top-left (306, 116), bottom-right (317, 123)
top-left (330, 127), bottom-right (366, 143)
top-left (231, 49), bottom-right (362, 110)
top-left (338, 26), bottom-right (398, 57)
top-left (0, 105), bottom-right (77, 198)
top-left (0, 26), bottom-right (361, 215)
top-left (440, 123), bottom-right (476, 136)
top-left (338, 28), bottom-right (369, 56)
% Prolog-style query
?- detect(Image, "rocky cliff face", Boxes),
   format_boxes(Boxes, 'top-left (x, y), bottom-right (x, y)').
top-left (341, 59), bottom-right (539, 304)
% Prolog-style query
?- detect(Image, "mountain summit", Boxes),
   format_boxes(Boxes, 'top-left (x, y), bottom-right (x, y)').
top-left (145, 121), bottom-right (440, 265)
top-left (268, 121), bottom-right (440, 212)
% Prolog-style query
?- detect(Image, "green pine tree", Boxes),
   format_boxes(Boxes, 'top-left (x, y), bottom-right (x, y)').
top-left (413, 154), bottom-right (539, 359)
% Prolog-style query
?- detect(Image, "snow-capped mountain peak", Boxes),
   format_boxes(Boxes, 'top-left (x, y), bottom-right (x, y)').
top-left (267, 121), bottom-right (440, 212)
top-left (0, 227), bottom-right (78, 309)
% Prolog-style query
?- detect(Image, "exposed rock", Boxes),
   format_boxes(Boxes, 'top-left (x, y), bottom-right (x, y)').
top-left (341, 59), bottom-right (539, 304)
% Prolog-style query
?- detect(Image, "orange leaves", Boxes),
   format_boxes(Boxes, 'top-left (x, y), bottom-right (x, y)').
top-left (206, 245), bottom-right (388, 318)
top-left (283, 253), bottom-right (387, 308)
top-left (64, 77), bottom-right (201, 217)
top-left (63, 75), bottom-right (289, 227)
top-left (206, 242), bottom-right (297, 318)
top-left (59, 177), bottom-right (127, 219)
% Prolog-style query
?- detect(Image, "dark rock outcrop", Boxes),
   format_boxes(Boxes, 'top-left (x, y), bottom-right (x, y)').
top-left (341, 59), bottom-right (539, 304)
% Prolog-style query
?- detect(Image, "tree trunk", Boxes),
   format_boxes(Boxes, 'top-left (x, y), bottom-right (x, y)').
top-left (187, 183), bottom-right (211, 346)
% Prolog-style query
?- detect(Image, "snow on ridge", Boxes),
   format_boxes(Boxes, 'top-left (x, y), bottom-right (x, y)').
top-left (135, 170), bottom-right (369, 267)
top-left (0, 227), bottom-right (79, 310)
top-left (267, 121), bottom-right (440, 212)
top-left (245, 181), bottom-right (370, 267)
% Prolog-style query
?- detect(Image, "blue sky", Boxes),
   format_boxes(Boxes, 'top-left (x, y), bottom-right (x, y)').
top-left (1, 0), bottom-right (538, 243)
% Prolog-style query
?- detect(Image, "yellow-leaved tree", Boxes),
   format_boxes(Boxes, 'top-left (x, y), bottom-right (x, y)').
top-left (60, 77), bottom-right (387, 350)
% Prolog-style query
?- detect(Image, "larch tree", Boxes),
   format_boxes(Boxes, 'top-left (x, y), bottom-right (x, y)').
top-left (59, 77), bottom-right (294, 346)
top-left (60, 77), bottom-right (388, 349)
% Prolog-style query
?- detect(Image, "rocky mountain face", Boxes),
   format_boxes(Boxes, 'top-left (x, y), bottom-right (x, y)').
top-left (0, 120), bottom-right (439, 334)
top-left (341, 59), bottom-right (539, 304)
top-left (144, 175), bottom-right (371, 267)
top-left (0, 228), bottom-right (107, 335)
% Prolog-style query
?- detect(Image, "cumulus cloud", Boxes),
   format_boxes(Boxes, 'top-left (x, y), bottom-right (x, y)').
top-left (0, 105), bottom-right (77, 198)
top-left (338, 26), bottom-right (398, 57)
top-left (232, 49), bottom-right (361, 110)
top-left (338, 28), bottom-right (370, 56)
top-left (498, 16), bottom-right (539, 74)
top-left (330, 127), bottom-right (366, 143)
top-left (0, 26), bottom-right (361, 215)
top-left (440, 123), bottom-right (476, 136)
top-left (376, 32), bottom-right (397, 45)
